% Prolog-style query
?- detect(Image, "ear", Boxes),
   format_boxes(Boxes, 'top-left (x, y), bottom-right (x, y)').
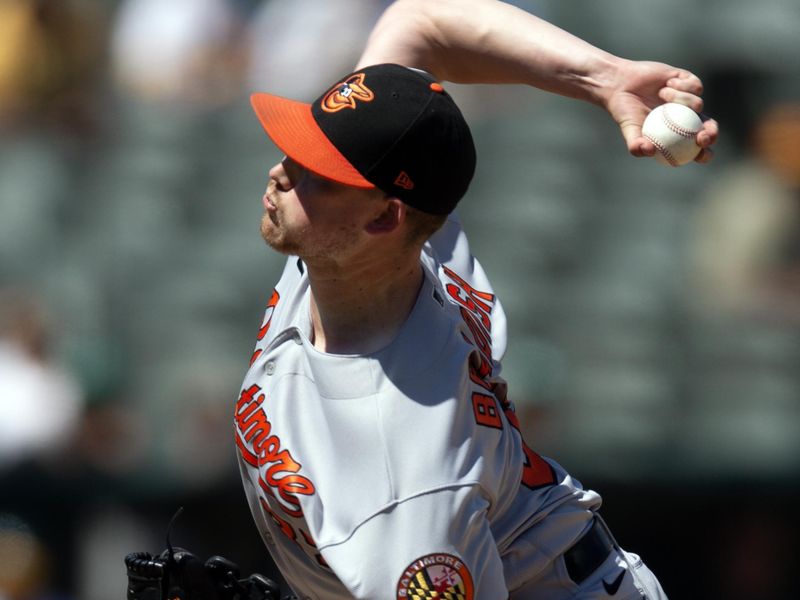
top-left (364, 197), bottom-right (406, 235)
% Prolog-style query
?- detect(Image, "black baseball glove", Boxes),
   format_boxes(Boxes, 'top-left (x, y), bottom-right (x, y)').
top-left (124, 508), bottom-right (284, 600)
top-left (124, 548), bottom-right (281, 600)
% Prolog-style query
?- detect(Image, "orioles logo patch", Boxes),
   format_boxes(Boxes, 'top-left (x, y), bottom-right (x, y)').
top-left (321, 73), bottom-right (374, 113)
top-left (396, 553), bottom-right (474, 600)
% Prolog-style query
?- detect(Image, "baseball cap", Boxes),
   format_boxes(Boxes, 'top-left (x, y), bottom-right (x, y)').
top-left (250, 63), bottom-right (476, 215)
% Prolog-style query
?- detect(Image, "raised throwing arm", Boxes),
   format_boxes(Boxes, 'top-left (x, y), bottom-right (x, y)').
top-left (357, 0), bottom-right (718, 162)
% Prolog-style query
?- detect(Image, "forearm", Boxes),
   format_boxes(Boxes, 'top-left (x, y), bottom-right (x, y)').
top-left (358, 0), bottom-right (718, 161)
top-left (357, 0), bottom-right (625, 107)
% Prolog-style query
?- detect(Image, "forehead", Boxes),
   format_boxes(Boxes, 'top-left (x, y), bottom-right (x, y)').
top-left (283, 159), bottom-right (386, 214)
top-left (285, 157), bottom-right (381, 195)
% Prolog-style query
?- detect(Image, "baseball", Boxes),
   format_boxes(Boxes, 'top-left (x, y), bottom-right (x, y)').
top-left (642, 103), bottom-right (703, 166)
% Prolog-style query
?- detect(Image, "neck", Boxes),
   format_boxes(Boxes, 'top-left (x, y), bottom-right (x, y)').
top-left (306, 251), bottom-right (424, 355)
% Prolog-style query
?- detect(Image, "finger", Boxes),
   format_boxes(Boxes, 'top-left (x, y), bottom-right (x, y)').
top-left (627, 135), bottom-right (657, 158)
top-left (694, 146), bottom-right (714, 164)
top-left (697, 117), bottom-right (719, 147)
top-left (657, 87), bottom-right (704, 113)
top-left (619, 118), bottom-right (644, 156)
top-left (666, 71), bottom-right (704, 95)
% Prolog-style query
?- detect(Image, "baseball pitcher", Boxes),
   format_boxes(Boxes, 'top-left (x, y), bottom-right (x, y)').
top-left (126, 1), bottom-right (717, 598)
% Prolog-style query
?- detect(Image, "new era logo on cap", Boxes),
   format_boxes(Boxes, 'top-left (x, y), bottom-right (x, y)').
top-left (251, 64), bottom-right (476, 215)
top-left (394, 171), bottom-right (414, 190)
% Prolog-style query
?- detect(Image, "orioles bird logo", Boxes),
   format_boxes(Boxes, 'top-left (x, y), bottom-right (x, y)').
top-left (321, 73), bottom-right (375, 113)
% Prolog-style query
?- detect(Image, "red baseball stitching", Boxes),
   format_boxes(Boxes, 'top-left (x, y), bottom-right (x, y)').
top-left (645, 134), bottom-right (678, 167)
top-left (663, 106), bottom-right (700, 138)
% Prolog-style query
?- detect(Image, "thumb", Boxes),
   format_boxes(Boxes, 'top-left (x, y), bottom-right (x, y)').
top-left (620, 120), bottom-right (655, 158)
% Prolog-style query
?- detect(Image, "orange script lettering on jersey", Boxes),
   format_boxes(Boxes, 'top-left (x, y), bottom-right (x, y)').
top-left (443, 267), bottom-right (495, 374)
top-left (257, 289), bottom-right (281, 341)
top-left (235, 384), bottom-right (316, 513)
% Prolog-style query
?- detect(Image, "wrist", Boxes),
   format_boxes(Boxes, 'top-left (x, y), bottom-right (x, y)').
top-left (573, 53), bottom-right (626, 108)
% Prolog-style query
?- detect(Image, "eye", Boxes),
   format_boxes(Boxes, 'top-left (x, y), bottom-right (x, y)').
top-left (281, 156), bottom-right (307, 185)
top-left (307, 172), bottom-right (340, 191)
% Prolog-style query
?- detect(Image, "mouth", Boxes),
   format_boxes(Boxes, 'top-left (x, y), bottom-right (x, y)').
top-left (262, 192), bottom-right (277, 211)
top-left (263, 179), bottom-right (280, 211)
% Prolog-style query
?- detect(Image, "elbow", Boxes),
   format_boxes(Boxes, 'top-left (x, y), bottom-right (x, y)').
top-left (360, 0), bottom-right (446, 75)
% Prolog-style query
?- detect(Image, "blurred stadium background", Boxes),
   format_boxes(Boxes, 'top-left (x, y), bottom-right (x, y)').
top-left (1, 0), bottom-right (799, 598)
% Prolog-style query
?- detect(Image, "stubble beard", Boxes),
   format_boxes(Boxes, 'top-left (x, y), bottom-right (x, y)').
top-left (260, 210), bottom-right (361, 264)
top-left (260, 210), bottom-right (299, 256)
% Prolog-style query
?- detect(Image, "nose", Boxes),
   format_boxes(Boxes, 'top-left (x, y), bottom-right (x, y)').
top-left (268, 159), bottom-right (285, 180)
top-left (268, 159), bottom-right (292, 192)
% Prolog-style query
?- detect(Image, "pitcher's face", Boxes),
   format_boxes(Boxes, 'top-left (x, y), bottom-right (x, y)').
top-left (261, 157), bottom-right (386, 262)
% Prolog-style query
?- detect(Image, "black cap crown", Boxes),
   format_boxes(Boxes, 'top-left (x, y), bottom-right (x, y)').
top-left (252, 64), bottom-right (476, 215)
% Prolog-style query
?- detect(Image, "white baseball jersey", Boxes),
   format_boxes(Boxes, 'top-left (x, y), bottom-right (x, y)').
top-left (235, 215), bottom-right (602, 599)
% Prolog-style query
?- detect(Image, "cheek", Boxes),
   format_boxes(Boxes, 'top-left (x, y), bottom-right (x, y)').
top-left (296, 192), bottom-right (342, 228)
top-left (277, 193), bottom-right (311, 227)
top-left (295, 182), bottom-right (375, 233)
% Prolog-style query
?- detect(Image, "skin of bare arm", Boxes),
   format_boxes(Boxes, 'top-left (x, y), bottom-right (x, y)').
top-left (357, 0), bottom-right (718, 161)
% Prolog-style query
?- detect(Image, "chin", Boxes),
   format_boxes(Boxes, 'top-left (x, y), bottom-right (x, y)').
top-left (261, 224), bottom-right (300, 256)
top-left (261, 230), bottom-right (291, 255)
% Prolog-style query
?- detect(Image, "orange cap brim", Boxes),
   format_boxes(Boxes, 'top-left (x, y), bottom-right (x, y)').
top-left (250, 93), bottom-right (375, 189)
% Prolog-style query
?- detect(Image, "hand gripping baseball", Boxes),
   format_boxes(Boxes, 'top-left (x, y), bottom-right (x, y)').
top-left (124, 509), bottom-right (281, 600)
top-left (604, 60), bottom-right (718, 163)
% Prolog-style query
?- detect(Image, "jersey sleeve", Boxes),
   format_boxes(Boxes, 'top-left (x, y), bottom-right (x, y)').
top-left (423, 213), bottom-right (508, 364)
top-left (318, 485), bottom-right (507, 600)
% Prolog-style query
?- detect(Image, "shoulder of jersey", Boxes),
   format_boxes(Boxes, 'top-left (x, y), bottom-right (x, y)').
top-left (249, 257), bottom-right (309, 352)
